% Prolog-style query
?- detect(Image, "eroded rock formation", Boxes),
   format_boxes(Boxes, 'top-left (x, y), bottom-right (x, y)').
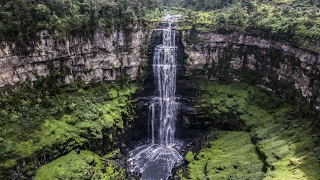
top-left (182, 32), bottom-right (320, 110)
top-left (0, 27), bottom-right (151, 88)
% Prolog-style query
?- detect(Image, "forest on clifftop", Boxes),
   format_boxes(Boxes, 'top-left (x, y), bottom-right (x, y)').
top-left (0, 0), bottom-right (161, 54)
top-left (1, 0), bottom-right (320, 53)
top-left (170, 0), bottom-right (320, 52)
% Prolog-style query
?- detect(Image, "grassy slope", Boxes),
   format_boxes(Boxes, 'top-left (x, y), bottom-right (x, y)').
top-left (0, 82), bottom-right (139, 178)
top-left (34, 150), bottom-right (126, 180)
top-left (183, 79), bottom-right (320, 179)
top-left (186, 131), bottom-right (264, 179)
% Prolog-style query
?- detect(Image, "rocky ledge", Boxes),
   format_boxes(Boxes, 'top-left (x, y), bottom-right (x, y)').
top-left (182, 32), bottom-right (320, 110)
top-left (0, 26), bottom-right (151, 89)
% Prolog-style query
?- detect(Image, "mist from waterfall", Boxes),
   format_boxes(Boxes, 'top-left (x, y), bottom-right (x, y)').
top-left (128, 14), bottom-right (182, 180)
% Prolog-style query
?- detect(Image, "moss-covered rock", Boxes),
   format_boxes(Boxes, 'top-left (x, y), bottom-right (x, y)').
top-left (34, 150), bottom-right (126, 180)
top-left (186, 79), bottom-right (320, 179)
top-left (185, 151), bottom-right (195, 163)
top-left (0, 82), bottom-right (140, 178)
top-left (187, 131), bottom-right (264, 180)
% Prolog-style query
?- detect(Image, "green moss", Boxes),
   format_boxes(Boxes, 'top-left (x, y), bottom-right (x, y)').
top-left (188, 78), bottom-right (320, 179)
top-left (0, 82), bottom-right (140, 178)
top-left (0, 159), bottom-right (17, 169)
top-left (187, 131), bottom-right (264, 179)
top-left (34, 150), bottom-right (126, 180)
top-left (185, 151), bottom-right (195, 163)
top-left (109, 88), bottom-right (118, 99)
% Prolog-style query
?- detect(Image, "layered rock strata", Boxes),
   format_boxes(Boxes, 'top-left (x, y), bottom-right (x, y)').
top-left (183, 32), bottom-right (320, 110)
top-left (0, 27), bottom-right (150, 88)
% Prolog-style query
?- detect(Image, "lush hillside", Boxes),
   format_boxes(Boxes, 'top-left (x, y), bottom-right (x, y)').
top-left (2, 0), bottom-right (319, 53)
top-left (170, 0), bottom-right (320, 52)
top-left (0, 0), bottom-right (162, 54)
top-left (163, 0), bottom-right (236, 9)
top-left (179, 80), bottom-right (320, 180)
top-left (0, 78), bottom-right (140, 178)
top-left (166, 0), bottom-right (320, 10)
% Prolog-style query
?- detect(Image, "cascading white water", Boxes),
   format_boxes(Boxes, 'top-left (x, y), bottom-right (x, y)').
top-left (150, 26), bottom-right (178, 146)
top-left (128, 15), bottom-right (182, 180)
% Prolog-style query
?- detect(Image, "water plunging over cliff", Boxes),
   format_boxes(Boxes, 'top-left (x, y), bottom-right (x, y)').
top-left (151, 26), bottom-right (178, 146)
top-left (128, 15), bottom-right (182, 180)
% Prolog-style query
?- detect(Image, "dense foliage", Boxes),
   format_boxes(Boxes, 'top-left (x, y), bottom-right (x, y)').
top-left (165, 0), bottom-right (320, 10)
top-left (0, 0), bottom-right (160, 54)
top-left (180, 79), bottom-right (320, 179)
top-left (34, 150), bottom-right (126, 179)
top-left (0, 78), bottom-right (140, 178)
top-left (175, 0), bottom-right (320, 52)
top-left (160, 0), bottom-right (238, 10)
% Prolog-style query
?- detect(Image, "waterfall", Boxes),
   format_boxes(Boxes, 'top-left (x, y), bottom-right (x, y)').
top-left (128, 16), bottom-right (182, 180)
top-left (151, 26), bottom-right (178, 146)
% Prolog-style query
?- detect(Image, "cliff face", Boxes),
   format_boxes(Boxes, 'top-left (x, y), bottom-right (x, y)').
top-left (0, 27), bottom-right (151, 88)
top-left (183, 32), bottom-right (320, 110)
top-left (1, 27), bottom-right (319, 108)
top-left (0, 27), bottom-right (152, 179)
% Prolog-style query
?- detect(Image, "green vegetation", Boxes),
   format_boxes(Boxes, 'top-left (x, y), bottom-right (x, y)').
top-left (187, 131), bottom-right (264, 179)
top-left (0, 0), bottom-right (163, 54)
top-left (166, 0), bottom-right (237, 10)
top-left (34, 150), bottom-right (126, 180)
top-left (1, 0), bottom-right (319, 179)
top-left (173, 0), bottom-right (320, 52)
top-left (0, 80), bottom-right (140, 178)
top-left (184, 151), bottom-right (195, 163)
top-left (166, 0), bottom-right (320, 10)
top-left (184, 79), bottom-right (320, 179)
top-left (197, 79), bottom-right (285, 125)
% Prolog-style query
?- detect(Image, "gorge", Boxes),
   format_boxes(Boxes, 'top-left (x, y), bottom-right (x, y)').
top-left (0, 0), bottom-right (320, 179)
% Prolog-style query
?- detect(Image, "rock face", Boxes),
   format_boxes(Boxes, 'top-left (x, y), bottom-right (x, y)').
top-left (183, 32), bottom-right (320, 110)
top-left (0, 27), bottom-right (151, 88)
top-left (1, 27), bottom-right (319, 108)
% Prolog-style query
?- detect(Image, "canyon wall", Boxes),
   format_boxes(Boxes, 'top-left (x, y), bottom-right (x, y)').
top-left (0, 26), bottom-right (153, 179)
top-left (1, 27), bottom-right (319, 110)
top-left (0, 26), bottom-right (151, 89)
top-left (182, 32), bottom-right (320, 110)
